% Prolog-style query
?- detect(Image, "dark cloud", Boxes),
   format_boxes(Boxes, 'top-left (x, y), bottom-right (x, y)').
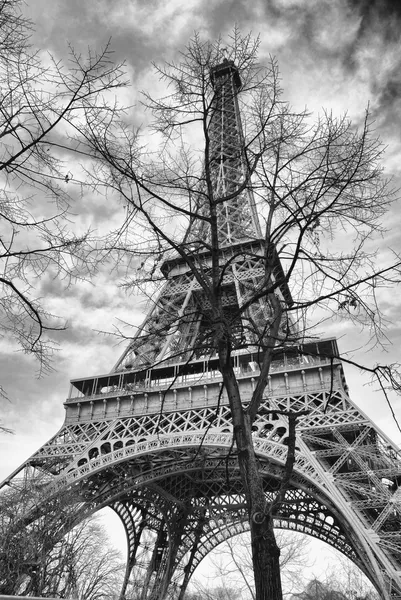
top-left (380, 78), bottom-right (401, 108)
top-left (375, 80), bottom-right (401, 135)
top-left (201, 0), bottom-right (260, 40)
top-left (341, 0), bottom-right (401, 127)
top-left (38, 273), bottom-right (82, 299)
top-left (0, 350), bottom-right (66, 421)
top-left (38, 271), bottom-right (139, 313)
top-left (348, 0), bottom-right (401, 41)
top-left (26, 0), bottom-right (205, 78)
top-left (226, 0), bottom-right (401, 140)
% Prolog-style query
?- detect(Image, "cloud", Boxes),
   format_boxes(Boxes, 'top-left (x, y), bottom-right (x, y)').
top-left (27, 0), bottom-right (208, 77)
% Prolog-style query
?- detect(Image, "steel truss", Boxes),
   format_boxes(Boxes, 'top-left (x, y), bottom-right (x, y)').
top-left (2, 60), bottom-right (401, 600)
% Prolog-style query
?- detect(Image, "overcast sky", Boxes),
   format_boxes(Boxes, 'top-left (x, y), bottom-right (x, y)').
top-left (1, 0), bottom-right (401, 551)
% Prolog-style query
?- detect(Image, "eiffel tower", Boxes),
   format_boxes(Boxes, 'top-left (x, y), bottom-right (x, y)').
top-left (2, 59), bottom-right (401, 600)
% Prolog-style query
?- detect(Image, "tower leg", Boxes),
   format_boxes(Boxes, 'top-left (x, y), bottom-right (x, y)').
top-left (141, 524), bottom-right (168, 600)
top-left (136, 505), bottom-right (192, 600)
top-left (112, 502), bottom-right (148, 600)
top-left (177, 510), bottom-right (207, 600)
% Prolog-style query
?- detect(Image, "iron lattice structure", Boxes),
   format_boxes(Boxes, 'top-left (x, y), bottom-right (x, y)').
top-left (2, 60), bottom-right (401, 600)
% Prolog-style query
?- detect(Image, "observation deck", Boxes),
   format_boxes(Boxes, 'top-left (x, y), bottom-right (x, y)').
top-left (64, 339), bottom-right (346, 424)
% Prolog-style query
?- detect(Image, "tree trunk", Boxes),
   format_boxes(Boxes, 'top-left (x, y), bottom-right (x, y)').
top-left (219, 350), bottom-right (283, 600)
top-left (240, 413), bottom-right (283, 600)
top-left (251, 509), bottom-right (283, 600)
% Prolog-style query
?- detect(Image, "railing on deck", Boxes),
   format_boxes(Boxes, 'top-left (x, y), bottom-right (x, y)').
top-left (66, 352), bottom-right (340, 404)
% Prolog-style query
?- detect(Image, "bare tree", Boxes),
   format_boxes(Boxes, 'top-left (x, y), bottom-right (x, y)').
top-left (291, 566), bottom-right (380, 600)
top-left (48, 520), bottom-right (124, 600)
top-left (76, 29), bottom-right (400, 600)
top-left (0, 0), bottom-right (127, 379)
top-left (190, 530), bottom-right (312, 599)
top-left (184, 586), bottom-right (242, 600)
top-left (0, 481), bottom-right (124, 597)
top-left (0, 476), bottom-right (77, 594)
top-left (292, 554), bottom-right (380, 600)
top-left (291, 579), bottom-right (347, 600)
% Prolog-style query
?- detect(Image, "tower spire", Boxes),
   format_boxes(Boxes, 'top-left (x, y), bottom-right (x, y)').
top-left (186, 59), bottom-right (262, 247)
